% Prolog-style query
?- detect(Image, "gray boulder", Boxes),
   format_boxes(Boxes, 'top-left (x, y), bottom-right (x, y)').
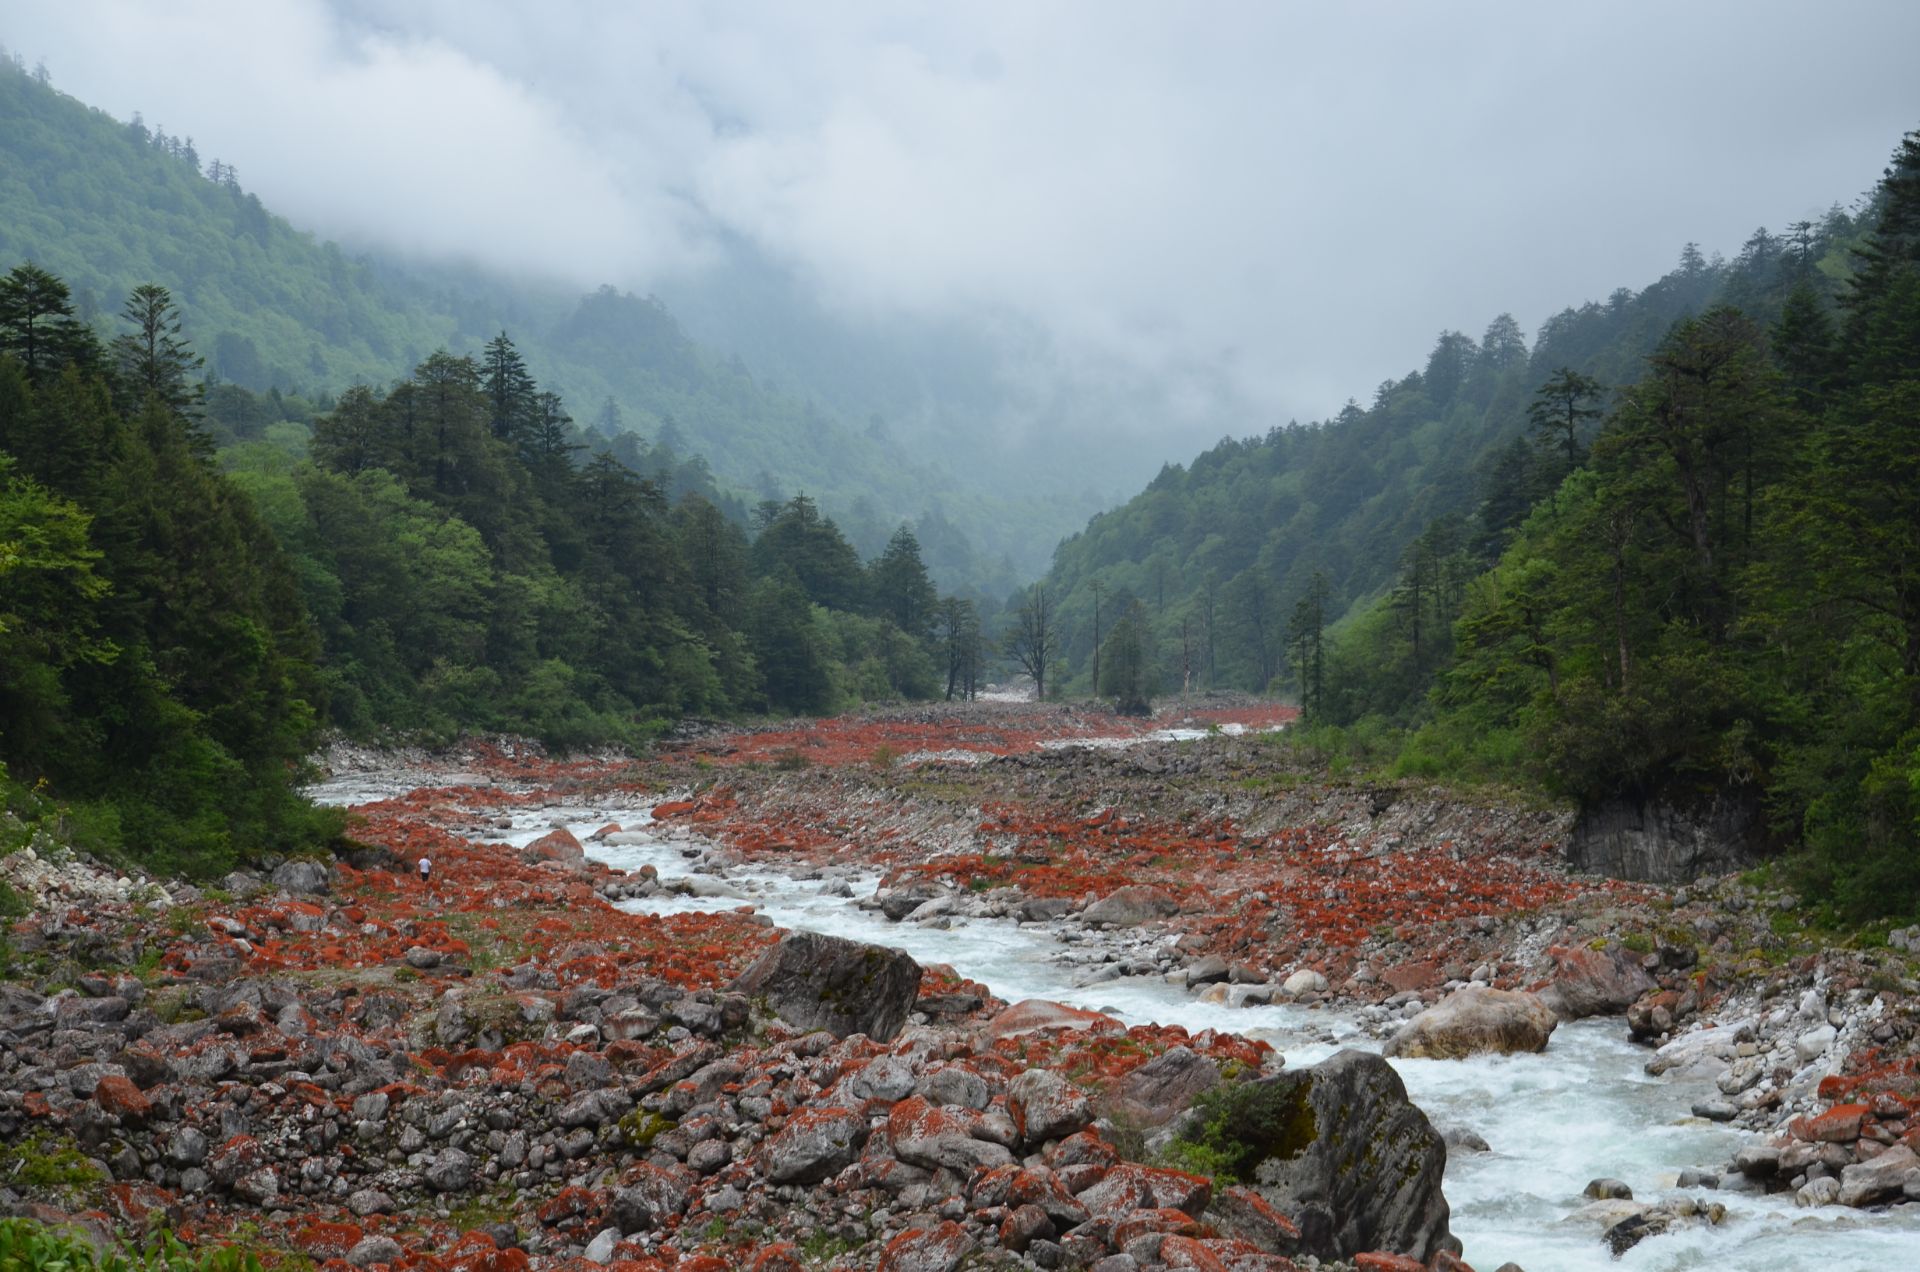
top-left (1174, 1050), bottom-right (1454, 1263)
top-left (763, 1107), bottom-right (869, 1183)
top-left (1538, 945), bottom-right (1656, 1020)
top-left (270, 859), bottom-right (331, 894)
top-left (346, 1236), bottom-right (404, 1268)
top-left (1081, 885), bottom-right (1180, 927)
top-left (611, 1163), bottom-right (695, 1233)
top-left (1838, 1145), bottom-right (1920, 1207)
top-left (1384, 985), bottom-right (1556, 1059)
top-left (424, 1148), bottom-right (474, 1192)
top-left (730, 931), bottom-right (920, 1041)
top-left (1104, 1045), bottom-right (1220, 1127)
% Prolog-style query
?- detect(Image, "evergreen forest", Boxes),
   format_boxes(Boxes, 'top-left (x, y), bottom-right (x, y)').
top-left (0, 265), bottom-right (984, 876)
top-left (1041, 130), bottom-right (1920, 918)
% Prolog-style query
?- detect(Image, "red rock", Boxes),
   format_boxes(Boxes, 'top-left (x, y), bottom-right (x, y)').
top-left (1044, 1130), bottom-right (1119, 1170)
top-left (675, 1259), bottom-right (730, 1272)
top-left (1380, 961), bottom-right (1441, 993)
top-left (1110, 1208), bottom-right (1211, 1247)
top-left (1430, 1252), bottom-right (1477, 1272)
top-left (651, 800), bottom-right (697, 820)
top-left (747, 1245), bottom-right (806, 1272)
top-left (999, 1203), bottom-right (1053, 1253)
top-left (1354, 1255), bottom-right (1426, 1272)
top-left (105, 1183), bottom-right (175, 1227)
top-left (1161, 1235), bottom-right (1279, 1272)
top-left (981, 999), bottom-right (1124, 1042)
top-left (1794, 1103), bottom-right (1869, 1143)
top-left (876, 1220), bottom-right (976, 1272)
top-left (93, 1074), bottom-right (152, 1123)
top-left (525, 827), bottom-right (585, 864)
top-left (444, 1233), bottom-right (530, 1272)
top-left (1080, 1164), bottom-right (1212, 1221)
top-left (294, 1222), bottom-right (364, 1260)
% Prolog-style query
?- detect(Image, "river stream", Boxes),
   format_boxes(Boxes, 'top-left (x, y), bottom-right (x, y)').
top-left (317, 776), bottom-right (1920, 1270)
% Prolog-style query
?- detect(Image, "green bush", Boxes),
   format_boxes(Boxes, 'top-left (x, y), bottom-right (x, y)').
top-left (0, 1219), bottom-right (265, 1272)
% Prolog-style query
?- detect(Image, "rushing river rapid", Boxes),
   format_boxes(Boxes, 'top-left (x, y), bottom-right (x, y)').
top-left (324, 774), bottom-right (1920, 1271)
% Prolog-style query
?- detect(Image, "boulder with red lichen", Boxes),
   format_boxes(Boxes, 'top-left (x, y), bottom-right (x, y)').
top-left (1537, 943), bottom-right (1658, 1020)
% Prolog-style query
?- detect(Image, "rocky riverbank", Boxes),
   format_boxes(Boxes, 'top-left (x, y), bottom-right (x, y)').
top-left (2, 701), bottom-right (1916, 1270)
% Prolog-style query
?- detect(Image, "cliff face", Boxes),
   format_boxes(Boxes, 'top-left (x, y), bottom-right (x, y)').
top-left (1566, 786), bottom-right (1769, 884)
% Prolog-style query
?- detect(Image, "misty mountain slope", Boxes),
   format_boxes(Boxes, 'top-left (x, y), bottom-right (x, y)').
top-left (0, 61), bottom-right (1055, 590)
top-left (1038, 212), bottom-right (1862, 694)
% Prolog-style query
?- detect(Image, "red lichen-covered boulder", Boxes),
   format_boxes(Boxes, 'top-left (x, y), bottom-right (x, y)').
top-left (524, 827), bottom-right (585, 865)
top-left (999, 1204), bottom-right (1054, 1253)
top-left (1538, 944), bottom-right (1657, 1020)
top-left (1111, 1208), bottom-right (1212, 1247)
top-left (1161, 1235), bottom-right (1300, 1272)
top-left (888, 1096), bottom-right (1015, 1173)
top-left (293, 1222), bottom-right (364, 1261)
top-left (876, 1221), bottom-right (976, 1272)
top-left (1208, 1185), bottom-right (1303, 1253)
top-left (1353, 1254), bottom-right (1427, 1272)
top-left (93, 1075), bottom-right (152, 1123)
top-left (982, 998), bottom-right (1125, 1042)
top-left (1793, 1103), bottom-right (1869, 1143)
top-left (747, 1244), bottom-right (806, 1272)
top-left (1079, 1163), bottom-right (1213, 1222)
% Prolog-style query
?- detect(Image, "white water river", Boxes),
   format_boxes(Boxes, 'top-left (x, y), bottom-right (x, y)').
top-left (320, 777), bottom-right (1920, 1270)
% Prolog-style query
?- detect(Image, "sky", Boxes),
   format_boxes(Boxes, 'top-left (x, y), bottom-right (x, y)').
top-left (8, 0), bottom-right (1920, 434)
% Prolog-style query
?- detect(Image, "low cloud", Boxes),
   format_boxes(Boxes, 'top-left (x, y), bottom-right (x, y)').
top-left (10, 0), bottom-right (1920, 431)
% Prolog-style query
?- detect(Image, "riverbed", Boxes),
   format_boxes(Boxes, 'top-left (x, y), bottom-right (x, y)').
top-left (306, 764), bottom-right (1920, 1270)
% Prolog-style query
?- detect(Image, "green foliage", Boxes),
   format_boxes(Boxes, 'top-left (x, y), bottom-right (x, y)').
top-left (1, 268), bottom-right (340, 877)
top-left (1099, 606), bottom-right (1154, 715)
top-left (1165, 1076), bottom-right (1317, 1184)
top-left (1417, 130), bottom-right (1920, 918)
top-left (0, 1219), bottom-right (264, 1272)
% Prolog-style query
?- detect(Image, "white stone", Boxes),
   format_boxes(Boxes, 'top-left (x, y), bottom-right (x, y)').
top-left (583, 1227), bottom-right (620, 1264)
top-left (1282, 969), bottom-right (1328, 995)
top-left (1793, 1025), bottom-right (1837, 1064)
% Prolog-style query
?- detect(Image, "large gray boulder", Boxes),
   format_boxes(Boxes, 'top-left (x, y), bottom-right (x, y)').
top-left (270, 859), bottom-right (331, 894)
top-left (1384, 985), bottom-right (1557, 1059)
top-left (1181, 1050), bottom-right (1454, 1262)
top-left (1081, 885), bottom-right (1180, 927)
top-left (762, 1107), bottom-right (869, 1184)
top-left (731, 931), bottom-right (921, 1041)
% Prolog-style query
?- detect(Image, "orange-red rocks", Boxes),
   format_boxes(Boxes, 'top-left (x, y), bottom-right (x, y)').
top-left (92, 1074), bottom-right (152, 1123)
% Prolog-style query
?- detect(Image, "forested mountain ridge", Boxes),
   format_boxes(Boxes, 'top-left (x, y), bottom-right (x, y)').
top-left (1038, 191), bottom-right (1863, 697)
top-left (1040, 127), bottom-right (1920, 918)
top-left (0, 53), bottom-right (1041, 591)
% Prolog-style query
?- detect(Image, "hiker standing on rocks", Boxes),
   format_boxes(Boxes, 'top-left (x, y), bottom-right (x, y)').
top-left (418, 855), bottom-right (431, 888)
